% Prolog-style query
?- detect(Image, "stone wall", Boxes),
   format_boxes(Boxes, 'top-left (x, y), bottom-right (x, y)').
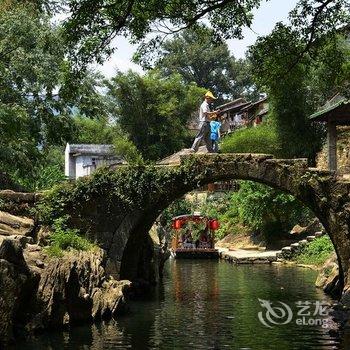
top-left (316, 126), bottom-right (350, 175)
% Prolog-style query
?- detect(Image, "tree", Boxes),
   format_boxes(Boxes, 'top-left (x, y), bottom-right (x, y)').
top-left (306, 35), bottom-right (350, 105)
top-left (0, 3), bottom-right (109, 186)
top-left (248, 23), bottom-right (340, 161)
top-left (62, 0), bottom-right (349, 68)
top-left (73, 116), bottom-right (143, 164)
top-left (229, 181), bottom-right (312, 242)
top-left (137, 26), bottom-right (232, 100)
top-left (106, 70), bottom-right (206, 160)
top-left (229, 56), bottom-right (260, 101)
top-left (63, 0), bottom-right (262, 65)
top-left (136, 25), bottom-right (258, 101)
top-left (288, 0), bottom-right (350, 67)
top-left (0, 4), bottom-right (67, 179)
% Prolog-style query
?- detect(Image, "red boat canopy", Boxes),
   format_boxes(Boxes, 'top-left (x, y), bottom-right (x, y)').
top-left (171, 214), bottom-right (219, 230)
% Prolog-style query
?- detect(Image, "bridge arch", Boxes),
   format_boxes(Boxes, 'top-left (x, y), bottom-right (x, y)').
top-left (62, 154), bottom-right (350, 302)
top-left (120, 154), bottom-right (342, 286)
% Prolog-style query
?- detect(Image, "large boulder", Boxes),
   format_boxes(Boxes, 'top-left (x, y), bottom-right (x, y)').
top-left (0, 211), bottom-right (34, 237)
top-left (0, 240), bottom-right (39, 347)
top-left (0, 231), bottom-right (132, 345)
top-left (91, 279), bottom-right (130, 319)
top-left (315, 253), bottom-right (341, 298)
top-left (29, 249), bottom-right (131, 331)
top-left (290, 218), bottom-right (323, 238)
top-left (0, 190), bottom-right (38, 217)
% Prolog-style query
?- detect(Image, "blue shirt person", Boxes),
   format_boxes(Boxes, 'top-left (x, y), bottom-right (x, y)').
top-left (210, 118), bottom-right (221, 153)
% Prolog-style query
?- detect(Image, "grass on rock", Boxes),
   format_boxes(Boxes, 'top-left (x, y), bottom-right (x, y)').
top-left (295, 236), bottom-right (334, 266)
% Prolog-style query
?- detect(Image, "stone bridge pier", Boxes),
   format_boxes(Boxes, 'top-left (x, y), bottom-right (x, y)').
top-left (6, 153), bottom-right (350, 302)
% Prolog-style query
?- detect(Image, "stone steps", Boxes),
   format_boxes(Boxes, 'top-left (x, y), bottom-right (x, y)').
top-left (278, 231), bottom-right (325, 260)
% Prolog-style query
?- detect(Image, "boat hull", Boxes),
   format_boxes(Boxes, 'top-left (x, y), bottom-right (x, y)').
top-left (171, 248), bottom-right (219, 259)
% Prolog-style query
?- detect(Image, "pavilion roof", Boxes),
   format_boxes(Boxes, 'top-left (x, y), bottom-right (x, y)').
top-left (309, 98), bottom-right (350, 124)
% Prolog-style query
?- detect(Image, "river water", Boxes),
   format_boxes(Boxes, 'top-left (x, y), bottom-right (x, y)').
top-left (20, 259), bottom-right (345, 350)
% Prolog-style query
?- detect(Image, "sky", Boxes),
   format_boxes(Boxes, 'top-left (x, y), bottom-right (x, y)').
top-left (97, 0), bottom-right (299, 78)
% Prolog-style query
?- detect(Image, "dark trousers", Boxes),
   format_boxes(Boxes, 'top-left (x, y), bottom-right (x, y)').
top-left (191, 122), bottom-right (214, 153)
top-left (212, 140), bottom-right (219, 153)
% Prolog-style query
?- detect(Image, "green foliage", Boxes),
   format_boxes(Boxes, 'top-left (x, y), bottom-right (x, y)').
top-left (306, 35), bottom-right (350, 105)
top-left (72, 116), bottom-right (143, 164)
top-left (229, 57), bottom-right (260, 101)
top-left (191, 182), bottom-right (312, 241)
top-left (63, 0), bottom-right (262, 65)
top-left (0, 4), bottom-right (63, 179)
top-left (249, 24), bottom-right (323, 161)
top-left (136, 25), bottom-right (257, 101)
top-left (200, 194), bottom-right (240, 240)
top-left (0, 5), bottom-right (112, 188)
top-left (248, 7), bottom-right (350, 161)
top-left (63, 0), bottom-right (350, 69)
top-left (18, 164), bottom-right (66, 192)
top-left (45, 216), bottom-right (95, 257)
top-left (289, 0), bottom-right (350, 60)
top-left (106, 70), bottom-right (206, 160)
top-left (36, 158), bottom-right (203, 227)
top-left (45, 244), bottom-right (64, 258)
top-left (220, 123), bottom-right (280, 155)
top-left (231, 182), bottom-right (311, 237)
top-left (17, 145), bottom-right (66, 191)
top-left (113, 137), bottom-right (144, 165)
top-left (161, 199), bottom-right (193, 227)
top-left (295, 236), bottom-right (334, 266)
top-left (73, 117), bottom-right (121, 144)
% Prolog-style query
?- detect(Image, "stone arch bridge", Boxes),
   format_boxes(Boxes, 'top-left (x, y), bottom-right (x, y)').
top-left (4, 154), bottom-right (350, 301)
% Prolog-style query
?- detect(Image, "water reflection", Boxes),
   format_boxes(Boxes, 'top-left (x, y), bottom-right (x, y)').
top-left (17, 260), bottom-right (345, 350)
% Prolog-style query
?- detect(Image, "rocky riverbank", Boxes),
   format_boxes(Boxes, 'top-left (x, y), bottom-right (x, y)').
top-left (0, 209), bottom-right (131, 348)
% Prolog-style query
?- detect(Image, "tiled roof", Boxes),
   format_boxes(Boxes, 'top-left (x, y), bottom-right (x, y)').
top-left (309, 99), bottom-right (350, 123)
top-left (67, 144), bottom-right (115, 156)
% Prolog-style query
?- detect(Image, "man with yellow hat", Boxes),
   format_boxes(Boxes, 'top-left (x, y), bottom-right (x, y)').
top-left (190, 91), bottom-right (219, 153)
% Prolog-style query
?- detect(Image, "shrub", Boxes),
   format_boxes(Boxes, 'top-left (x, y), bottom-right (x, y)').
top-left (230, 181), bottom-right (313, 241)
top-left (113, 137), bottom-right (144, 165)
top-left (196, 182), bottom-right (313, 242)
top-left (220, 123), bottom-right (280, 155)
top-left (295, 236), bottom-right (334, 266)
top-left (45, 216), bottom-right (95, 257)
top-left (201, 194), bottom-right (240, 240)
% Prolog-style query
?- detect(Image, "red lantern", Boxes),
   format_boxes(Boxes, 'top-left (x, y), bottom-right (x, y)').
top-left (209, 219), bottom-right (220, 230)
top-left (172, 219), bottom-right (182, 230)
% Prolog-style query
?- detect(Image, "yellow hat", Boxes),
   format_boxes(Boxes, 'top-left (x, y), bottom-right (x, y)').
top-left (205, 91), bottom-right (217, 99)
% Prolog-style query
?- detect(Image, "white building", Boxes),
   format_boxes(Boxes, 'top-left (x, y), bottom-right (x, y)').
top-left (65, 143), bottom-right (125, 179)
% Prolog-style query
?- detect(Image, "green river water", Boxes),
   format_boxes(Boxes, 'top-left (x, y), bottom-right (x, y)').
top-left (18, 259), bottom-right (348, 350)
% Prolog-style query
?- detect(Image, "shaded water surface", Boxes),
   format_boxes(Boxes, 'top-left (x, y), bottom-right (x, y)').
top-left (19, 260), bottom-right (344, 349)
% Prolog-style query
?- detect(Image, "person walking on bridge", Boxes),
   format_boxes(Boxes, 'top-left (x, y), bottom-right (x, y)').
top-left (190, 91), bottom-right (219, 153)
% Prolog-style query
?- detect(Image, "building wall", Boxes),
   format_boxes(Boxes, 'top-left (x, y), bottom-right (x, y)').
top-left (65, 146), bottom-right (76, 179)
top-left (74, 155), bottom-right (120, 179)
top-left (75, 155), bottom-right (94, 178)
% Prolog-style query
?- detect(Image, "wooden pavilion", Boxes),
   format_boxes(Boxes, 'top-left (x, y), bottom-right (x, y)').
top-left (309, 96), bottom-right (350, 172)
